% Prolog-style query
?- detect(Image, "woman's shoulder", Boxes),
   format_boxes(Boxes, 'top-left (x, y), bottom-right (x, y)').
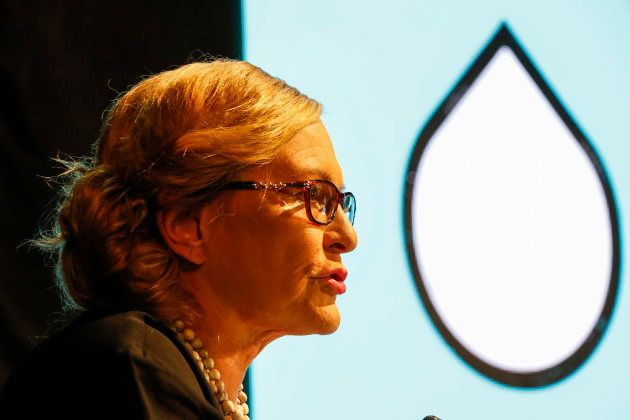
top-left (43, 310), bottom-right (178, 358)
top-left (0, 310), bottom-right (222, 419)
top-left (15, 310), bottom-right (182, 372)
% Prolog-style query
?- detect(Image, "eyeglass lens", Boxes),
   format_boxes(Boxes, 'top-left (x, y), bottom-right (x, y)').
top-left (309, 182), bottom-right (355, 225)
top-left (342, 193), bottom-right (356, 225)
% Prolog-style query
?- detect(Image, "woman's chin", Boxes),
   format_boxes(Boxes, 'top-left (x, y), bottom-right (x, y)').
top-left (312, 305), bottom-right (341, 335)
top-left (284, 304), bottom-right (341, 336)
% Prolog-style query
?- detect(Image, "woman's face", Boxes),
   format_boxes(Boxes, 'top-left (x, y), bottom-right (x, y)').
top-left (196, 121), bottom-right (358, 336)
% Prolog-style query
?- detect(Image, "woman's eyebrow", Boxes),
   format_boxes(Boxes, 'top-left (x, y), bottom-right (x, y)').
top-left (293, 168), bottom-right (345, 189)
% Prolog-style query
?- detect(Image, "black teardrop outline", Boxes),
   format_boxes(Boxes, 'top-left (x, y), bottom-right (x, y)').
top-left (403, 22), bottom-right (621, 388)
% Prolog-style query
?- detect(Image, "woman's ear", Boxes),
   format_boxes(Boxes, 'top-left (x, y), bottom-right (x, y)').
top-left (156, 210), bottom-right (206, 265)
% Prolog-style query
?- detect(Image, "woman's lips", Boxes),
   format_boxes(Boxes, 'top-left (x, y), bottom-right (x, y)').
top-left (327, 268), bottom-right (348, 295)
top-left (330, 268), bottom-right (348, 282)
top-left (313, 268), bottom-right (348, 295)
top-left (327, 278), bottom-right (347, 295)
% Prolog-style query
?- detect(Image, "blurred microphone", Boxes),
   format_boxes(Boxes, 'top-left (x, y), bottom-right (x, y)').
top-left (423, 416), bottom-right (441, 420)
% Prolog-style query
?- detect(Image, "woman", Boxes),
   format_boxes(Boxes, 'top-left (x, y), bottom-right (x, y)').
top-left (0, 60), bottom-right (358, 419)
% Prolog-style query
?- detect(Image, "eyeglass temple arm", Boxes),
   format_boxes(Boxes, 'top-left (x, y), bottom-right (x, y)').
top-left (223, 182), bottom-right (260, 190)
top-left (223, 181), bottom-right (308, 191)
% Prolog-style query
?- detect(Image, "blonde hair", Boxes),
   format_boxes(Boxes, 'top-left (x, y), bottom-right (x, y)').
top-left (39, 60), bottom-right (322, 323)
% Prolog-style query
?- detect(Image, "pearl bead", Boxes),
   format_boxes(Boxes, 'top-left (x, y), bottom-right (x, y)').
top-left (232, 411), bottom-right (245, 420)
top-left (209, 369), bottom-right (221, 380)
top-left (196, 361), bottom-right (205, 372)
top-left (209, 381), bottom-right (218, 393)
top-left (191, 351), bottom-right (202, 361)
top-left (238, 391), bottom-right (247, 403)
top-left (224, 416), bottom-right (232, 420)
top-left (203, 358), bottom-right (214, 369)
top-left (199, 349), bottom-right (209, 359)
top-left (184, 342), bottom-right (193, 352)
top-left (203, 372), bottom-right (210, 383)
top-left (241, 403), bottom-right (249, 415)
top-left (192, 338), bottom-right (203, 349)
top-left (218, 391), bottom-right (228, 402)
top-left (183, 328), bottom-right (195, 341)
top-left (216, 380), bottom-right (225, 392)
top-left (174, 321), bottom-right (184, 332)
top-left (222, 400), bottom-right (235, 413)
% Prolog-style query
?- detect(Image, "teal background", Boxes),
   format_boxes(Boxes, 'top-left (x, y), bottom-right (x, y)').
top-left (244, 1), bottom-right (629, 419)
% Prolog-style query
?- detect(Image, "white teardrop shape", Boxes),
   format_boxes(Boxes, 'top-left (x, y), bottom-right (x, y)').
top-left (411, 46), bottom-right (614, 373)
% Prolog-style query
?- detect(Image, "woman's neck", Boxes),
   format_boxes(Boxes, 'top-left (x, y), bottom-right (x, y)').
top-left (189, 295), bottom-right (284, 402)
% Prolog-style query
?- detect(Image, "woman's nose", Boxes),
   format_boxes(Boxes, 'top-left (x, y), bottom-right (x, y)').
top-left (324, 209), bottom-right (358, 253)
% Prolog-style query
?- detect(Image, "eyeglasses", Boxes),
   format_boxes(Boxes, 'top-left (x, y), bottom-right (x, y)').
top-left (224, 180), bottom-right (356, 226)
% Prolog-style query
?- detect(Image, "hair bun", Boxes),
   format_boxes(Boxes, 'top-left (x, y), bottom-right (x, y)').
top-left (56, 163), bottom-right (150, 306)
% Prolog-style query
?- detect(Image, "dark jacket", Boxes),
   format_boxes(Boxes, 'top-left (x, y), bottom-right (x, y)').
top-left (0, 310), bottom-right (223, 419)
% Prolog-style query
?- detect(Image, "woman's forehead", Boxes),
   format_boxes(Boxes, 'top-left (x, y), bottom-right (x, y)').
top-left (270, 122), bottom-right (344, 185)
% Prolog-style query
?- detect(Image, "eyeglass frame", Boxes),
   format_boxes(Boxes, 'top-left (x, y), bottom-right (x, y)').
top-left (223, 179), bottom-right (356, 226)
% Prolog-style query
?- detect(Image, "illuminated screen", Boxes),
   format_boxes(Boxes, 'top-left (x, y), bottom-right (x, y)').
top-left (244, 2), bottom-right (630, 419)
top-left (405, 29), bottom-right (619, 387)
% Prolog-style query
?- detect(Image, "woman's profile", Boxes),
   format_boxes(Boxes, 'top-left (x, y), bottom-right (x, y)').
top-left (0, 60), bottom-right (358, 419)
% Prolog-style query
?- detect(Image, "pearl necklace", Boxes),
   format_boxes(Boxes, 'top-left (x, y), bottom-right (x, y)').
top-left (173, 321), bottom-right (250, 420)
